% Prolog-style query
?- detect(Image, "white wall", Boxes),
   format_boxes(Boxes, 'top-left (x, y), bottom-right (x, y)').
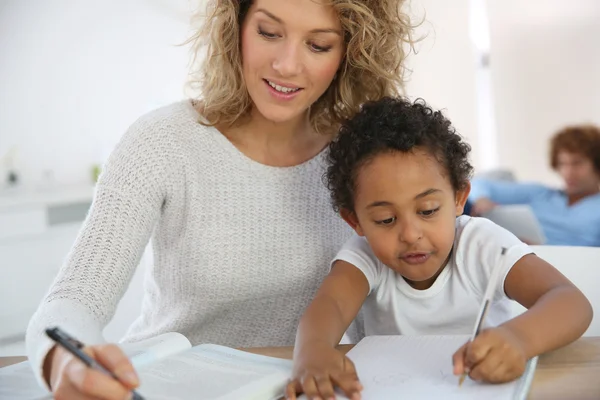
top-left (487, 0), bottom-right (600, 185)
top-left (0, 0), bottom-right (192, 187)
top-left (0, 0), bottom-right (481, 184)
top-left (403, 0), bottom-right (481, 170)
top-left (2, 1), bottom-right (599, 188)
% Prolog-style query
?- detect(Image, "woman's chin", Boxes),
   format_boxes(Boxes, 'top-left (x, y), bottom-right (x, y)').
top-left (254, 104), bottom-right (306, 125)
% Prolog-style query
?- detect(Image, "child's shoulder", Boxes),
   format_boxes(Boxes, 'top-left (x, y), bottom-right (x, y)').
top-left (454, 215), bottom-right (531, 268)
top-left (454, 215), bottom-right (526, 256)
top-left (455, 215), bottom-right (510, 241)
top-left (339, 233), bottom-right (377, 258)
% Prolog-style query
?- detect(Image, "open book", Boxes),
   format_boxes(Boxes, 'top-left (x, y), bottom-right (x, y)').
top-left (0, 332), bottom-right (292, 400)
top-left (0, 333), bottom-right (537, 400)
top-left (127, 332), bottom-right (292, 400)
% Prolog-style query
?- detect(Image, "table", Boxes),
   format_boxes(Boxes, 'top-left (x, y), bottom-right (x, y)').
top-left (2, 338), bottom-right (599, 399)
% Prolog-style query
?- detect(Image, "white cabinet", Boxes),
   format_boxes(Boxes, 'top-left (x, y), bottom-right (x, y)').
top-left (0, 186), bottom-right (94, 354)
top-left (0, 185), bottom-right (151, 356)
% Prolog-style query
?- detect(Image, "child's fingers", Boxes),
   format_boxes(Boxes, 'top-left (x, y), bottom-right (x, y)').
top-left (468, 350), bottom-right (505, 382)
top-left (471, 347), bottom-right (526, 383)
top-left (315, 374), bottom-right (338, 400)
top-left (284, 379), bottom-right (300, 400)
top-left (452, 342), bottom-right (469, 375)
top-left (301, 375), bottom-right (325, 400)
top-left (465, 335), bottom-right (494, 368)
top-left (330, 371), bottom-right (362, 400)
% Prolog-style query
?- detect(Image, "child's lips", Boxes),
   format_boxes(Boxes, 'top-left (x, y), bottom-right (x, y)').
top-left (399, 252), bottom-right (431, 265)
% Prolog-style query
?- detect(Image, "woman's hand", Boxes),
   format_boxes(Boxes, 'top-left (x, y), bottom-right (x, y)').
top-left (285, 342), bottom-right (362, 400)
top-left (44, 343), bottom-right (140, 399)
top-left (452, 326), bottom-right (528, 384)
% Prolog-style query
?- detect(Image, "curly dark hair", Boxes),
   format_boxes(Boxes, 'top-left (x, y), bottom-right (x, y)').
top-left (325, 96), bottom-right (473, 213)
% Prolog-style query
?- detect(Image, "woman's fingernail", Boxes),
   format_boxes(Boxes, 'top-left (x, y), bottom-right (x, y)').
top-left (123, 371), bottom-right (139, 386)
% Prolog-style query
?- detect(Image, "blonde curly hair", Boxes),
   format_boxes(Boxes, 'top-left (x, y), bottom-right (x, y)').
top-left (186, 0), bottom-right (415, 134)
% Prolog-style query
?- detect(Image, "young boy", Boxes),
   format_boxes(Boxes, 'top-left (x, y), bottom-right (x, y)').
top-left (285, 97), bottom-right (593, 400)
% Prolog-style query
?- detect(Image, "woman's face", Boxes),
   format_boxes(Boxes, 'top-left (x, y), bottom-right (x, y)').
top-left (240, 0), bottom-right (344, 126)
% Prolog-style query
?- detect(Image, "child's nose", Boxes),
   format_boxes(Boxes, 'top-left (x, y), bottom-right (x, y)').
top-left (398, 220), bottom-right (423, 244)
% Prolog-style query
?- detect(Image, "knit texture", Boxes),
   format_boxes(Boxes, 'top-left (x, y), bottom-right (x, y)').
top-left (25, 100), bottom-right (354, 389)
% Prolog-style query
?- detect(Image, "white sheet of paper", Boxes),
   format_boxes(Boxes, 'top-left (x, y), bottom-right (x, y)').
top-left (0, 361), bottom-right (51, 400)
top-left (342, 335), bottom-right (531, 400)
top-left (483, 205), bottom-right (546, 244)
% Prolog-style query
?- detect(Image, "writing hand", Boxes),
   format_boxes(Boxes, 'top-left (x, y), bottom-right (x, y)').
top-left (452, 327), bottom-right (528, 384)
top-left (45, 343), bottom-right (139, 400)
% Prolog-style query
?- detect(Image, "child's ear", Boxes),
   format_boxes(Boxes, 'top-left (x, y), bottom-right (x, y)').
top-left (340, 208), bottom-right (365, 236)
top-left (455, 181), bottom-right (471, 216)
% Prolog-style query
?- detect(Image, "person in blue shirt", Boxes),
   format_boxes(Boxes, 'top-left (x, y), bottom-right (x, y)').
top-left (469, 125), bottom-right (600, 247)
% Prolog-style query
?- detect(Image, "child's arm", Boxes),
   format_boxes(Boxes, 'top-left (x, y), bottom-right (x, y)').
top-left (453, 254), bottom-right (593, 383)
top-left (285, 260), bottom-right (370, 400)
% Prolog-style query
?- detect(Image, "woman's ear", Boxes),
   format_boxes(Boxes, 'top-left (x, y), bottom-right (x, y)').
top-left (455, 181), bottom-right (472, 216)
top-left (340, 208), bottom-right (365, 236)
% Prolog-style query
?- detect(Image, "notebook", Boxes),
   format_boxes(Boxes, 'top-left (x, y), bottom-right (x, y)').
top-left (333, 335), bottom-right (538, 400)
top-left (0, 332), bottom-right (292, 400)
top-left (0, 333), bottom-right (537, 400)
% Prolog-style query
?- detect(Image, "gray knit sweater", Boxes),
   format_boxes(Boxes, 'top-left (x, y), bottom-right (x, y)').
top-left (25, 100), bottom-right (354, 388)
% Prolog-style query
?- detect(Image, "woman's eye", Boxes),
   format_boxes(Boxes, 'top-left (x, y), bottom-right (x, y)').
top-left (310, 43), bottom-right (331, 53)
top-left (376, 217), bottom-right (396, 225)
top-left (258, 28), bottom-right (278, 39)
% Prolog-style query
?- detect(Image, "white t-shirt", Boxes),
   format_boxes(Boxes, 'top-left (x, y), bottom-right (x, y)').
top-left (334, 216), bottom-right (533, 336)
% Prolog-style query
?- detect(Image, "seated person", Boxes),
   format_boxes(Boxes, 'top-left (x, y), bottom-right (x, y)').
top-left (285, 97), bottom-right (592, 400)
top-left (469, 125), bottom-right (600, 247)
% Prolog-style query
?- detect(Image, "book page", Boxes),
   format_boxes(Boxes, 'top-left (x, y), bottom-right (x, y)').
top-left (341, 335), bottom-right (533, 400)
top-left (135, 344), bottom-right (293, 400)
top-left (120, 332), bottom-right (192, 370)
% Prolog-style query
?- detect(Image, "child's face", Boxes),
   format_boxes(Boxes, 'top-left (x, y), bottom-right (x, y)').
top-left (342, 149), bottom-right (470, 290)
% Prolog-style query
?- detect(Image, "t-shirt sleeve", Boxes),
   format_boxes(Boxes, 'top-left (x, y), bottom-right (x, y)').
top-left (456, 217), bottom-right (534, 301)
top-left (332, 233), bottom-right (383, 294)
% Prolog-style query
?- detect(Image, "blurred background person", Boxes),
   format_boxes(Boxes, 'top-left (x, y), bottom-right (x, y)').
top-left (469, 125), bottom-right (600, 246)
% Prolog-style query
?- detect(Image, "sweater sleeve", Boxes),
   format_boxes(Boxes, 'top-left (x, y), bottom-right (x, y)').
top-left (25, 112), bottom-right (179, 391)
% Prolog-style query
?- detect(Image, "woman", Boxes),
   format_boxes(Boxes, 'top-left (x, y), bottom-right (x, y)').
top-left (26, 0), bottom-right (413, 398)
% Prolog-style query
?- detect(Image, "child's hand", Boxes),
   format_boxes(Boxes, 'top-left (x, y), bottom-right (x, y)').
top-left (452, 326), bottom-right (528, 383)
top-left (285, 342), bottom-right (362, 400)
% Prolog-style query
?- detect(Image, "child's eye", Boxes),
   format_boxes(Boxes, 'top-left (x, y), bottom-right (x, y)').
top-left (375, 217), bottom-right (396, 226)
top-left (419, 207), bottom-right (440, 217)
top-left (258, 28), bottom-right (278, 39)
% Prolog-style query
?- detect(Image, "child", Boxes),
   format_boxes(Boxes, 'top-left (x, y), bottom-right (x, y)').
top-left (285, 97), bottom-right (592, 400)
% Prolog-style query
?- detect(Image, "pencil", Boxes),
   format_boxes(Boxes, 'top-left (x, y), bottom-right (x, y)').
top-left (459, 247), bottom-right (507, 387)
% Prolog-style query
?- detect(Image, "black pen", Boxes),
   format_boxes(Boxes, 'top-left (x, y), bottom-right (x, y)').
top-left (45, 327), bottom-right (145, 400)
